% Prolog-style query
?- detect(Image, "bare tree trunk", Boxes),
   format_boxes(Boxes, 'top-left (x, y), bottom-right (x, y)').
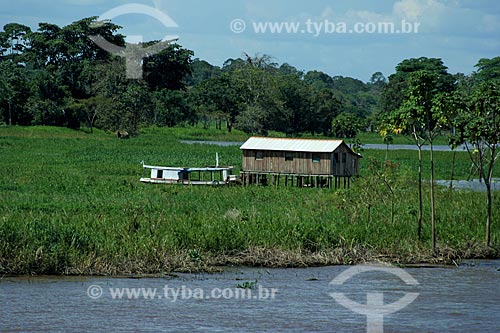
top-left (485, 149), bottom-right (496, 247)
top-left (417, 145), bottom-right (423, 241)
top-left (478, 144), bottom-right (484, 183)
top-left (391, 191), bottom-right (395, 225)
top-left (486, 181), bottom-right (492, 247)
top-left (8, 101), bottom-right (12, 126)
top-left (449, 150), bottom-right (456, 190)
top-left (88, 112), bottom-right (97, 134)
top-left (430, 141), bottom-right (436, 253)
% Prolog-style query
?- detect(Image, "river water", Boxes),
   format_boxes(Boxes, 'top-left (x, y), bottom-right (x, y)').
top-left (179, 140), bottom-right (466, 152)
top-left (1, 261), bottom-right (499, 332)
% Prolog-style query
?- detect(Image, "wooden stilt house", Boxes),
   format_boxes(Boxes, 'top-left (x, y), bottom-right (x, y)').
top-left (240, 137), bottom-right (361, 188)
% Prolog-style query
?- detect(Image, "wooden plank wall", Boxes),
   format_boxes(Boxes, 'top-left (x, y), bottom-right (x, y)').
top-left (331, 145), bottom-right (360, 176)
top-left (242, 147), bottom-right (360, 176)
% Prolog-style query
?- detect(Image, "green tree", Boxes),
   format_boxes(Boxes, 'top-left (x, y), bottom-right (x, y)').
top-left (370, 71), bottom-right (387, 89)
top-left (388, 71), bottom-right (438, 250)
top-left (0, 61), bottom-right (32, 125)
top-left (278, 75), bottom-right (311, 134)
top-left (396, 70), bottom-right (454, 250)
top-left (153, 89), bottom-right (190, 127)
top-left (278, 63), bottom-right (303, 77)
top-left (0, 23), bottom-right (31, 61)
top-left (143, 43), bottom-right (193, 91)
top-left (453, 82), bottom-right (500, 247)
top-left (231, 56), bottom-right (282, 133)
top-left (381, 57), bottom-right (455, 117)
top-left (184, 58), bottom-right (221, 86)
top-left (331, 112), bottom-right (364, 138)
top-left (92, 60), bottom-right (129, 132)
top-left (386, 104), bottom-right (426, 242)
top-left (189, 72), bottom-right (246, 131)
top-left (25, 18), bottom-right (124, 99)
top-left (381, 59), bottom-right (456, 245)
top-left (119, 82), bottom-right (152, 135)
top-left (474, 57), bottom-right (500, 82)
top-left (235, 105), bottom-right (268, 135)
top-left (221, 57), bottom-right (246, 72)
top-left (303, 70), bottom-right (334, 90)
top-left (309, 88), bottom-right (342, 136)
top-left (27, 68), bottom-right (72, 126)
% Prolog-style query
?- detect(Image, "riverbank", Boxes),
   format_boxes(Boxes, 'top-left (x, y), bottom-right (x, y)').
top-left (4, 244), bottom-right (497, 276)
top-left (0, 126), bottom-right (498, 276)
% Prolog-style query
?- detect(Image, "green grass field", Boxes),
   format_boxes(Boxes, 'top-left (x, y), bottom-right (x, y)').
top-left (0, 126), bottom-right (498, 275)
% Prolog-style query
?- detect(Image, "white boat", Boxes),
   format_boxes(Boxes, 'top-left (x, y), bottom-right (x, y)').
top-left (140, 161), bottom-right (237, 186)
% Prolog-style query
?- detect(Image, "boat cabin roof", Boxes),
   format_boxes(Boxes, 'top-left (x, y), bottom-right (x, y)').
top-left (142, 164), bottom-right (233, 172)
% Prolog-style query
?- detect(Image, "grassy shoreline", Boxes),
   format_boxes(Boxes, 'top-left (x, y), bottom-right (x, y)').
top-left (0, 126), bottom-right (498, 276)
top-left (2, 245), bottom-right (498, 276)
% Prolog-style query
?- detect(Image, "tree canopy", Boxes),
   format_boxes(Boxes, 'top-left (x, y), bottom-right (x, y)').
top-left (1, 17), bottom-right (497, 147)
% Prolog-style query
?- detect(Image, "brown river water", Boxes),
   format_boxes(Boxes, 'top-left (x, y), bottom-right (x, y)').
top-left (1, 261), bottom-right (499, 332)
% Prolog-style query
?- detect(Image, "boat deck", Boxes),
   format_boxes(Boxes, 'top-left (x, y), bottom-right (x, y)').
top-left (140, 178), bottom-right (227, 185)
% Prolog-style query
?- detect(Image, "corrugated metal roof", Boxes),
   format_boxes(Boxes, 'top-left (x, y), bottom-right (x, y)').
top-left (240, 137), bottom-right (344, 153)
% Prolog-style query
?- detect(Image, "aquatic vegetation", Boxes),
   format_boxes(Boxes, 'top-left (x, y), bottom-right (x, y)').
top-left (0, 126), bottom-right (498, 275)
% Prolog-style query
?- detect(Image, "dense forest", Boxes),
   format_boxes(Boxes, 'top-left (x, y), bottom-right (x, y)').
top-left (0, 17), bottom-right (498, 141)
top-left (1, 17), bottom-right (395, 137)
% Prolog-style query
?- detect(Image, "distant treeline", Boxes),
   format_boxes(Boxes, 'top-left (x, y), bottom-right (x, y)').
top-left (0, 18), bottom-right (498, 139)
top-left (0, 17), bottom-right (381, 136)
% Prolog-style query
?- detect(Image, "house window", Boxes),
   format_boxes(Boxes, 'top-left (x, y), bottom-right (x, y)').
top-left (255, 151), bottom-right (263, 160)
top-left (157, 169), bottom-right (163, 178)
top-left (285, 152), bottom-right (294, 161)
top-left (342, 153), bottom-right (347, 163)
top-left (334, 153), bottom-right (339, 163)
top-left (312, 153), bottom-right (321, 163)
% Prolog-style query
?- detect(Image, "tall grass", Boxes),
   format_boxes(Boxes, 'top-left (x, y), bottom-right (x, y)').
top-left (0, 126), bottom-right (498, 275)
